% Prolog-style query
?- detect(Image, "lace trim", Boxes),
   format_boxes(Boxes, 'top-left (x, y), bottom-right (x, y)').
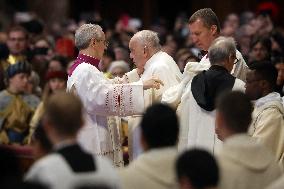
top-left (125, 74), bottom-right (130, 83)
top-left (95, 147), bottom-right (122, 156)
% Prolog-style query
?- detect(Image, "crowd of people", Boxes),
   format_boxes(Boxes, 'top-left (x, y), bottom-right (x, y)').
top-left (0, 3), bottom-right (284, 189)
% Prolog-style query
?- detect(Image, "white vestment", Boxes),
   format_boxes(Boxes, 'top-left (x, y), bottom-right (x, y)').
top-left (162, 63), bottom-right (245, 154)
top-left (118, 147), bottom-right (179, 189)
top-left (266, 175), bottom-right (284, 189)
top-left (218, 134), bottom-right (282, 189)
top-left (162, 49), bottom-right (248, 110)
top-left (248, 92), bottom-right (284, 166)
top-left (25, 150), bottom-right (120, 189)
top-left (198, 50), bottom-right (249, 81)
top-left (177, 78), bottom-right (245, 154)
top-left (67, 62), bottom-right (144, 167)
top-left (125, 51), bottom-right (182, 160)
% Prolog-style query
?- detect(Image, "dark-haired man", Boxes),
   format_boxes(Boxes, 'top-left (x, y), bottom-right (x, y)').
top-left (176, 149), bottom-right (219, 189)
top-left (187, 8), bottom-right (248, 81)
top-left (6, 26), bottom-right (29, 65)
top-left (215, 91), bottom-right (281, 189)
top-left (172, 36), bottom-right (245, 154)
top-left (25, 92), bottom-right (120, 189)
top-left (246, 61), bottom-right (284, 165)
top-left (118, 103), bottom-right (179, 189)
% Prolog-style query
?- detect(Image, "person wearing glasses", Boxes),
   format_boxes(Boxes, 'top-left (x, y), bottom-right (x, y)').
top-left (67, 24), bottom-right (163, 167)
top-left (169, 36), bottom-right (245, 154)
top-left (162, 9), bottom-right (248, 153)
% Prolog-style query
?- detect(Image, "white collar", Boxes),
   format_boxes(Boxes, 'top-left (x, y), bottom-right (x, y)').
top-left (54, 139), bottom-right (77, 151)
top-left (255, 92), bottom-right (282, 108)
top-left (144, 51), bottom-right (163, 71)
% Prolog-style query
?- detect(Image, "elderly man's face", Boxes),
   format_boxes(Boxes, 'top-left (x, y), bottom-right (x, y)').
top-left (129, 38), bottom-right (147, 70)
top-left (189, 19), bottom-right (217, 51)
top-left (92, 32), bottom-right (108, 59)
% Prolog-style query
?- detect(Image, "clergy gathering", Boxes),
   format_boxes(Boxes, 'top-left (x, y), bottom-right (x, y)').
top-left (1, 0), bottom-right (284, 189)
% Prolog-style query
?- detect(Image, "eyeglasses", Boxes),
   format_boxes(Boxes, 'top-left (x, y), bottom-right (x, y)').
top-left (96, 39), bottom-right (109, 47)
top-left (234, 58), bottom-right (239, 64)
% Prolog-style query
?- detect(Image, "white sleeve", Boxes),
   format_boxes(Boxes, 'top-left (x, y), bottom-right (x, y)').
top-left (25, 162), bottom-right (52, 188)
top-left (162, 74), bottom-right (191, 109)
top-left (73, 66), bottom-right (144, 117)
top-left (124, 69), bottom-right (140, 83)
top-left (232, 78), bottom-right (245, 92)
top-left (184, 61), bottom-right (209, 79)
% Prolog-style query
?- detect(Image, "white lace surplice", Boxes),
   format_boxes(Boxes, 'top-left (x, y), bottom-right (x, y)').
top-left (67, 63), bottom-right (144, 167)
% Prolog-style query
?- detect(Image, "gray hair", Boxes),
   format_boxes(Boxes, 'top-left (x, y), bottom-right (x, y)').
top-left (108, 60), bottom-right (130, 73)
top-left (75, 24), bottom-right (103, 50)
top-left (133, 30), bottom-right (161, 50)
top-left (208, 36), bottom-right (236, 66)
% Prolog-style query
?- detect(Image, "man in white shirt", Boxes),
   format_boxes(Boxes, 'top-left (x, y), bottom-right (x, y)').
top-left (176, 149), bottom-right (219, 189)
top-left (215, 91), bottom-right (282, 189)
top-left (164, 36), bottom-right (245, 154)
top-left (67, 24), bottom-right (162, 166)
top-left (25, 92), bottom-right (120, 189)
top-left (124, 30), bottom-right (182, 160)
top-left (162, 9), bottom-right (248, 112)
top-left (118, 104), bottom-right (179, 189)
top-left (246, 62), bottom-right (284, 166)
top-left (187, 8), bottom-right (248, 81)
top-left (162, 9), bottom-right (248, 154)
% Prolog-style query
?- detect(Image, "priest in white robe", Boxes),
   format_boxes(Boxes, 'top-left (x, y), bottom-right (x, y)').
top-left (161, 8), bottom-right (248, 113)
top-left (163, 37), bottom-right (245, 154)
top-left (162, 9), bottom-right (248, 155)
top-left (67, 24), bottom-right (162, 167)
top-left (186, 8), bottom-right (248, 81)
top-left (122, 30), bottom-right (182, 160)
top-left (25, 93), bottom-right (121, 189)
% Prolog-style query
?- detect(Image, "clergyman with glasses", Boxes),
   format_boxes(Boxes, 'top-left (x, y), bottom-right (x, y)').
top-left (66, 24), bottom-right (163, 167)
top-left (165, 36), bottom-right (245, 154)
